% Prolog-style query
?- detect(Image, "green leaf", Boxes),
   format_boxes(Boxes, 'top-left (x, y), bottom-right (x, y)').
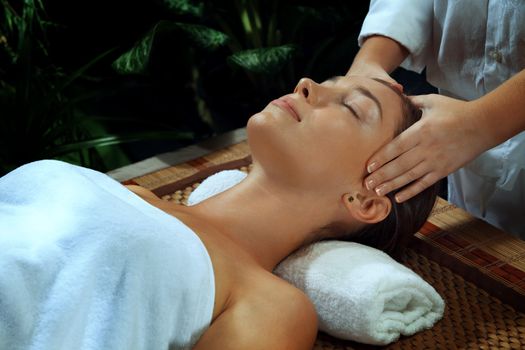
top-left (112, 27), bottom-right (156, 75)
top-left (161, 0), bottom-right (204, 17)
top-left (240, 8), bottom-right (253, 35)
top-left (176, 23), bottom-right (229, 51)
top-left (112, 21), bottom-right (228, 75)
top-left (228, 44), bottom-right (295, 74)
top-left (2, 0), bottom-right (17, 35)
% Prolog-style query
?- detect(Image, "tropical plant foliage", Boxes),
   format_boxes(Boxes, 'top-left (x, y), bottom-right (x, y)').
top-left (112, 0), bottom-right (368, 131)
top-left (0, 0), bottom-right (369, 174)
top-left (0, 0), bottom-right (196, 175)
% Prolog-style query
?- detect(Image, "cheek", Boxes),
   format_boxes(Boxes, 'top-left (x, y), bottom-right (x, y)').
top-left (246, 110), bottom-right (378, 191)
top-left (302, 118), bottom-right (374, 184)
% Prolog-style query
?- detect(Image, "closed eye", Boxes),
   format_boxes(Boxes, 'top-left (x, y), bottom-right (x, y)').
top-left (342, 101), bottom-right (359, 119)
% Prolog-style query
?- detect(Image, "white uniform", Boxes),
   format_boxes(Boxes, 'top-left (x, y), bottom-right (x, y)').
top-left (358, 0), bottom-right (525, 238)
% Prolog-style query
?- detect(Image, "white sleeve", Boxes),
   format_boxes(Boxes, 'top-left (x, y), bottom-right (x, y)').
top-left (358, 0), bottom-right (433, 73)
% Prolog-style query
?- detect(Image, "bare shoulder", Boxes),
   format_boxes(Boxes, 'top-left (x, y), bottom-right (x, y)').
top-left (194, 273), bottom-right (318, 350)
top-left (241, 274), bottom-right (318, 331)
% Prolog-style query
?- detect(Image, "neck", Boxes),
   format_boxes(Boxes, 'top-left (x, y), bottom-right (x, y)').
top-left (183, 168), bottom-right (337, 271)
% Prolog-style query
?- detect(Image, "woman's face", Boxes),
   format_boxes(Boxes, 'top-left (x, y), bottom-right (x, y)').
top-left (247, 75), bottom-right (404, 192)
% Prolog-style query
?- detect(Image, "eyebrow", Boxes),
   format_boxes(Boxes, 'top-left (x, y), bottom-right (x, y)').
top-left (355, 86), bottom-right (383, 120)
top-left (326, 76), bottom-right (383, 120)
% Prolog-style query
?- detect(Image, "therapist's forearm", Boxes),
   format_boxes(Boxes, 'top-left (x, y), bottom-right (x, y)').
top-left (347, 35), bottom-right (409, 75)
top-left (470, 69), bottom-right (525, 148)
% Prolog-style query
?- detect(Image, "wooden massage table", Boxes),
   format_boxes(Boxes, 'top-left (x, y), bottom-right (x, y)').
top-left (110, 133), bottom-right (525, 350)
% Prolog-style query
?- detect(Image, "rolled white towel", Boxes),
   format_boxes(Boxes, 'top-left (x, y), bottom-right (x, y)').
top-left (187, 170), bottom-right (248, 206)
top-left (188, 170), bottom-right (444, 345)
top-left (274, 241), bottom-right (444, 345)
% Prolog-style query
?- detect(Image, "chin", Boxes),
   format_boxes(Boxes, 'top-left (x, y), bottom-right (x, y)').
top-left (246, 110), bottom-right (285, 151)
top-left (246, 112), bottom-right (268, 132)
top-left (246, 112), bottom-right (302, 184)
top-left (247, 112), bottom-right (280, 158)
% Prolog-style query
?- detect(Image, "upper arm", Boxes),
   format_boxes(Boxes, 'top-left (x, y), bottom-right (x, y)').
top-left (193, 286), bottom-right (318, 350)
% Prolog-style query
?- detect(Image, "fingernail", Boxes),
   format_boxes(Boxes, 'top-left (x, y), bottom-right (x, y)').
top-left (375, 185), bottom-right (387, 196)
top-left (366, 179), bottom-right (375, 190)
top-left (367, 162), bottom-right (377, 173)
top-left (395, 194), bottom-right (403, 203)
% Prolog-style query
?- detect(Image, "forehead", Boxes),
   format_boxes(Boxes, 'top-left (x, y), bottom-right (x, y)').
top-left (323, 75), bottom-right (397, 96)
top-left (326, 75), bottom-right (404, 123)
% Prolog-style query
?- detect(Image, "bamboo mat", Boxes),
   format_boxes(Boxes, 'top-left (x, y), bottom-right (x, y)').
top-left (124, 140), bottom-right (525, 349)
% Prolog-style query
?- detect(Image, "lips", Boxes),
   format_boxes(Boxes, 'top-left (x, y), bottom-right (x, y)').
top-left (271, 97), bottom-right (301, 122)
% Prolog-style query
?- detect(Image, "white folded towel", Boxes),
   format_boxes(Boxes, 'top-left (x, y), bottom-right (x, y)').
top-left (188, 170), bottom-right (445, 345)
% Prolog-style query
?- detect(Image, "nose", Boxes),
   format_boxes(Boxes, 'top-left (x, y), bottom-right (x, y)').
top-left (294, 77), bottom-right (319, 104)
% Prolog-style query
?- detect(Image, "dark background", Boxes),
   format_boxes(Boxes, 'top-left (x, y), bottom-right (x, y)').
top-left (0, 0), bottom-right (436, 175)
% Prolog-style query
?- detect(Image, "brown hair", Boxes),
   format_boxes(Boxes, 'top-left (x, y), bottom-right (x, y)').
top-left (343, 79), bottom-right (439, 258)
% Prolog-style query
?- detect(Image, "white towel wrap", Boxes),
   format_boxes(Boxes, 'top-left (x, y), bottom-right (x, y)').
top-left (0, 160), bottom-right (215, 350)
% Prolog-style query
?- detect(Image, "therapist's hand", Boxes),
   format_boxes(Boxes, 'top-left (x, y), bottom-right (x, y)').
top-left (364, 94), bottom-right (489, 202)
top-left (346, 63), bottom-right (404, 93)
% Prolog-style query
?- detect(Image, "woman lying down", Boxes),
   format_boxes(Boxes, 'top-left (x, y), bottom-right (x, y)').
top-left (0, 76), bottom-right (439, 350)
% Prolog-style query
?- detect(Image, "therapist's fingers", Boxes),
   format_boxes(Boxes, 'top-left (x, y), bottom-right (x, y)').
top-left (367, 153), bottom-right (427, 196)
top-left (366, 124), bottom-right (420, 174)
top-left (393, 171), bottom-right (442, 203)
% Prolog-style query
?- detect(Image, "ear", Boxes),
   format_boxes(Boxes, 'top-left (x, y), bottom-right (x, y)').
top-left (342, 193), bottom-right (392, 224)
